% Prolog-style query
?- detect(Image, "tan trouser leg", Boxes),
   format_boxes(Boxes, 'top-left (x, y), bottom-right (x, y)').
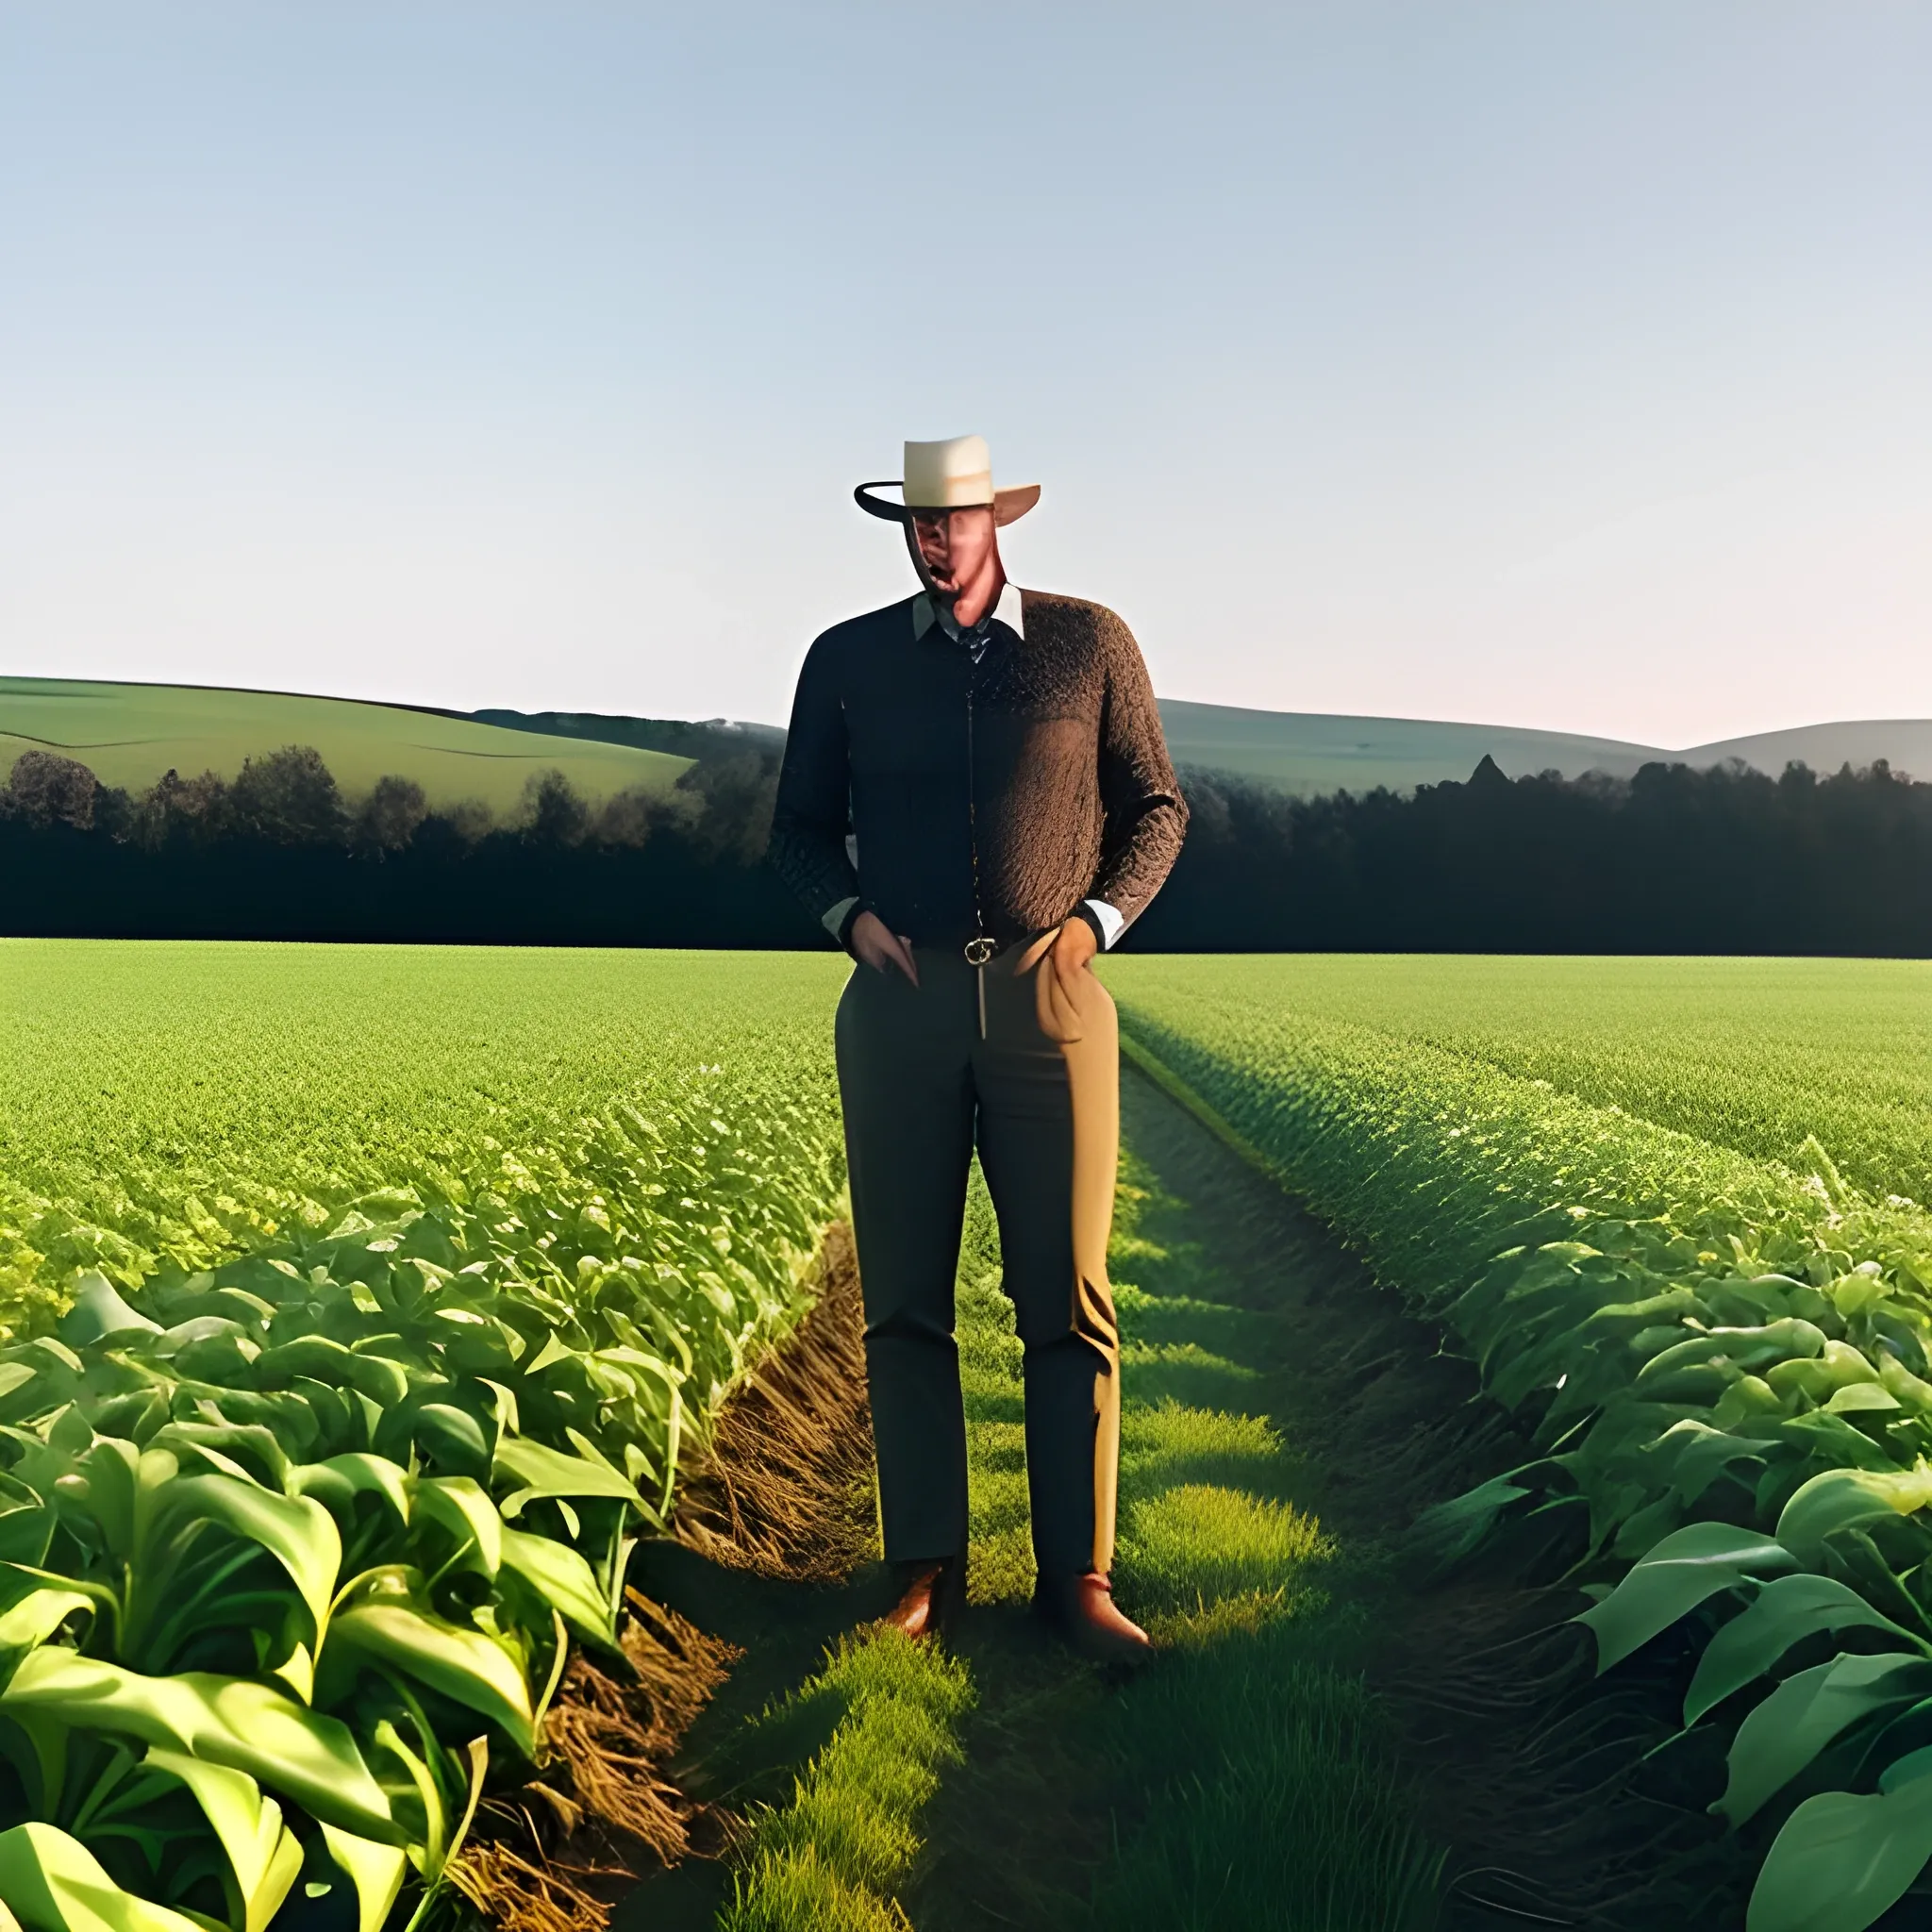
top-left (1015, 933), bottom-right (1123, 1576)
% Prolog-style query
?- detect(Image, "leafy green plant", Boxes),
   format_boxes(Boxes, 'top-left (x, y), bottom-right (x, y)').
top-left (0, 949), bottom-right (853, 1930)
top-left (1107, 955), bottom-right (1932, 1930)
top-left (0, 947), bottom-right (848, 1347)
top-left (0, 1246), bottom-right (630, 1927)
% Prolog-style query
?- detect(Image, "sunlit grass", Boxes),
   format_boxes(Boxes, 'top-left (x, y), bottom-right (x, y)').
top-left (727, 1124), bottom-right (1442, 1931)
top-left (1088, 1153), bottom-right (1442, 1931)
top-left (721, 1630), bottom-right (973, 1932)
top-left (1119, 1480), bottom-right (1330, 1617)
top-left (1119, 1393), bottom-right (1283, 1492)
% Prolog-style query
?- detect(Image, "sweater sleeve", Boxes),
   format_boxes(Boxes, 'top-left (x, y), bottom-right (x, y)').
top-left (765, 631), bottom-right (862, 940)
top-left (1088, 610), bottom-right (1188, 928)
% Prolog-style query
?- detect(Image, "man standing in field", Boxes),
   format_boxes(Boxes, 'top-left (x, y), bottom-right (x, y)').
top-left (767, 437), bottom-right (1187, 1663)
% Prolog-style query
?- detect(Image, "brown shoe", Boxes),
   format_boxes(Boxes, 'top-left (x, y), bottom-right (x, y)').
top-left (881, 1556), bottom-right (966, 1642)
top-left (1034, 1571), bottom-right (1154, 1666)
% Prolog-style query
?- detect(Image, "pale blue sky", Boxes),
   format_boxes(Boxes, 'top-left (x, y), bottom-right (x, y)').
top-left (2, 3), bottom-right (1927, 743)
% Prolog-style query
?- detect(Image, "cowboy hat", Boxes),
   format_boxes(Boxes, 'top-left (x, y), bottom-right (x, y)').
top-left (855, 435), bottom-right (1041, 526)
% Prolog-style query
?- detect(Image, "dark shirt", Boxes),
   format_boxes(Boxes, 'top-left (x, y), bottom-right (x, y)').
top-left (766, 587), bottom-right (1188, 952)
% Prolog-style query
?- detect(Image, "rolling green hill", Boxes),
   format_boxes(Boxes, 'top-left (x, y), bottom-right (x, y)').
top-left (0, 676), bottom-right (691, 812)
top-left (1155, 699), bottom-right (1658, 792)
top-left (1155, 699), bottom-right (1932, 793)
top-left (8, 676), bottom-right (1924, 816)
top-left (471, 697), bottom-right (1932, 796)
top-left (1688, 718), bottom-right (1932, 781)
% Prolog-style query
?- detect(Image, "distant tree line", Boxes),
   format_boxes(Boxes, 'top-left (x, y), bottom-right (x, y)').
top-left (4, 736), bottom-right (1930, 954)
top-left (1135, 754), bottom-right (1932, 955)
top-left (0, 736), bottom-right (815, 946)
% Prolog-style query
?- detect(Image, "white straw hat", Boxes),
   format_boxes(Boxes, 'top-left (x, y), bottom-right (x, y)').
top-left (855, 435), bottom-right (1041, 526)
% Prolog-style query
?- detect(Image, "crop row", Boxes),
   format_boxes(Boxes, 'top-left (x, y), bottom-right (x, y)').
top-left (0, 945), bottom-right (850, 1932)
top-left (0, 947), bottom-right (849, 1335)
top-left (1107, 958), bottom-right (1932, 1932)
top-left (1102, 955), bottom-right (1932, 1205)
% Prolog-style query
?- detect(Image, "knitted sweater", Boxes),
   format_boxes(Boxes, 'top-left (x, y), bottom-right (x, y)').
top-left (766, 590), bottom-right (1187, 951)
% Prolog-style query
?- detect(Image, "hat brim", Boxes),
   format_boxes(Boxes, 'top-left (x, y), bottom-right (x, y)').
top-left (855, 481), bottom-right (1041, 527)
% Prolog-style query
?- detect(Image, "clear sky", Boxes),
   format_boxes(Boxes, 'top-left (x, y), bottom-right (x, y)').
top-left (2, 3), bottom-right (1927, 745)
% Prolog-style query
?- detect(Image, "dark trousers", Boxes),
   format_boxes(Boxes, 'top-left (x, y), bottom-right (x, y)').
top-left (835, 932), bottom-right (1122, 1579)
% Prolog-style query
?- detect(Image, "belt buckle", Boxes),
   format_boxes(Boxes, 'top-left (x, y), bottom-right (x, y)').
top-left (963, 935), bottom-right (996, 966)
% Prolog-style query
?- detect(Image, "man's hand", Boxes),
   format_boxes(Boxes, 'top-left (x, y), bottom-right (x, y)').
top-left (1033, 913), bottom-right (1098, 1044)
top-left (1050, 911), bottom-right (1097, 1001)
top-left (852, 909), bottom-right (919, 986)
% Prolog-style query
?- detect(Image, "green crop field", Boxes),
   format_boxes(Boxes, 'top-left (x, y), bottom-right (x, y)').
top-left (0, 677), bottom-right (691, 812)
top-left (0, 943), bottom-right (850, 1330)
top-left (0, 941), bottom-right (848, 1932)
top-left (9, 941), bottom-right (1932, 1932)
top-left (1108, 953), bottom-right (1932, 1932)
top-left (1108, 953), bottom-right (1932, 1203)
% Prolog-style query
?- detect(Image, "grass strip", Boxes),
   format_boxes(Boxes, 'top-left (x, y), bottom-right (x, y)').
top-left (912, 1101), bottom-right (1445, 1931)
top-left (1091, 1133), bottom-right (1444, 1932)
top-left (1091, 1632), bottom-right (1443, 1932)
top-left (718, 1631), bottom-right (974, 1932)
top-left (1117, 1026), bottom-right (1274, 1176)
top-left (709, 1073), bottom-right (1447, 1932)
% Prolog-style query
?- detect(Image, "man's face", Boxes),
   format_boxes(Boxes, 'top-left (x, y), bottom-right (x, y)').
top-left (908, 506), bottom-right (998, 599)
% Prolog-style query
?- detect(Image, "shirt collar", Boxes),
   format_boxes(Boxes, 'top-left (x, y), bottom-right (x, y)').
top-left (911, 579), bottom-right (1024, 644)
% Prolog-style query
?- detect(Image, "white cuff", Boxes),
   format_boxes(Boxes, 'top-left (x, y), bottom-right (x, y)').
top-left (823, 895), bottom-right (859, 941)
top-left (1083, 899), bottom-right (1124, 950)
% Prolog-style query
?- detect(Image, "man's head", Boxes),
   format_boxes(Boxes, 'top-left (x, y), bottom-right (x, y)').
top-left (906, 505), bottom-right (999, 604)
top-left (853, 437), bottom-right (1041, 627)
